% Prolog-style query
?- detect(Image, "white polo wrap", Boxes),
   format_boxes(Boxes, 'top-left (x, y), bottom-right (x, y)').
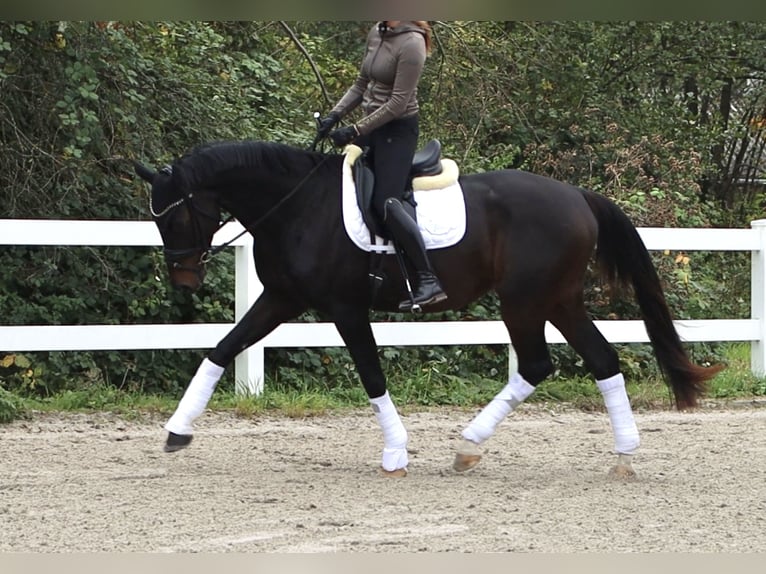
top-left (461, 372), bottom-right (536, 444)
top-left (164, 358), bottom-right (225, 436)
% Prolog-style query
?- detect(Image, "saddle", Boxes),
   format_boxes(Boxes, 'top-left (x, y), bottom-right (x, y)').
top-left (353, 139), bottom-right (443, 240)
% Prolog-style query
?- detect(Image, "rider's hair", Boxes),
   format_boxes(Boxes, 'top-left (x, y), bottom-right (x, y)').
top-left (412, 21), bottom-right (432, 54)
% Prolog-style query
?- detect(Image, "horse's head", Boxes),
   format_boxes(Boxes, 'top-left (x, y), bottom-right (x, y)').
top-left (134, 161), bottom-right (221, 291)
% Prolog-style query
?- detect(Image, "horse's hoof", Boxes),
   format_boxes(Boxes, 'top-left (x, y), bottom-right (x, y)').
top-left (379, 466), bottom-right (407, 478)
top-left (453, 453), bottom-right (482, 473)
top-left (453, 439), bottom-right (482, 473)
top-left (608, 464), bottom-right (637, 480)
top-left (164, 432), bottom-right (193, 452)
top-left (608, 453), bottom-right (637, 480)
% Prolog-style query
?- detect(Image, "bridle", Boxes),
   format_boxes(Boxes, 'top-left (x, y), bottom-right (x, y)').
top-left (150, 166), bottom-right (231, 278)
top-left (150, 153), bottom-right (331, 275)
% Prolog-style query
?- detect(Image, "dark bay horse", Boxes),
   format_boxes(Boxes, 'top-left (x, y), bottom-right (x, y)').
top-left (134, 139), bottom-right (722, 478)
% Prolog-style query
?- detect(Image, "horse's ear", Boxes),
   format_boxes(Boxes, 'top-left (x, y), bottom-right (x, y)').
top-left (133, 161), bottom-right (156, 183)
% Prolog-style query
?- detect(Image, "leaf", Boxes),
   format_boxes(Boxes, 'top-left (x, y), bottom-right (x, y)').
top-left (0, 354), bottom-right (15, 368)
top-left (14, 354), bottom-right (31, 369)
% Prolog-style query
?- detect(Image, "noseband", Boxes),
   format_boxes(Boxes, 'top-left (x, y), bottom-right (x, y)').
top-left (150, 165), bottom-right (228, 278)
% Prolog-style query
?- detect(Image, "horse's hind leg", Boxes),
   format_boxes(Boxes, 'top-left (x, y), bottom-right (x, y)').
top-left (163, 291), bottom-right (305, 452)
top-left (550, 304), bottom-right (639, 479)
top-left (454, 304), bottom-right (551, 472)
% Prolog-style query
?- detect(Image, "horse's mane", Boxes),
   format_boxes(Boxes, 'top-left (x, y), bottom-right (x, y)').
top-left (171, 140), bottom-right (331, 190)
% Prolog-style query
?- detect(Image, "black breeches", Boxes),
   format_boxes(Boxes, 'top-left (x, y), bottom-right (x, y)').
top-left (358, 114), bottom-right (419, 218)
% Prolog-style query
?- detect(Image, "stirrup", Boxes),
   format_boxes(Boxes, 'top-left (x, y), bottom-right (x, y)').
top-left (398, 288), bottom-right (422, 313)
top-left (399, 299), bottom-right (423, 313)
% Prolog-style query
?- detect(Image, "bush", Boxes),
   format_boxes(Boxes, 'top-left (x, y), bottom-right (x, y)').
top-left (0, 246), bottom-right (236, 396)
top-left (0, 386), bottom-right (26, 423)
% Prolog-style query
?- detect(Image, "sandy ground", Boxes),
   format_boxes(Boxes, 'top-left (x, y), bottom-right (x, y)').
top-left (1, 401), bottom-right (765, 553)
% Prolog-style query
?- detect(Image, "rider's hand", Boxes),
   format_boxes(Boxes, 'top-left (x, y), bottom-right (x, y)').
top-left (316, 112), bottom-right (340, 139)
top-left (329, 125), bottom-right (360, 147)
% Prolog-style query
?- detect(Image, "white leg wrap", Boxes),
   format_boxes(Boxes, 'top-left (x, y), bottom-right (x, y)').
top-left (597, 373), bottom-right (640, 455)
top-left (461, 372), bottom-right (536, 445)
top-left (165, 358), bottom-right (225, 436)
top-left (370, 391), bottom-right (408, 471)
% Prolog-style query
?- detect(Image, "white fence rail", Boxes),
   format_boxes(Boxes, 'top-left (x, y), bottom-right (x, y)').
top-left (2, 219), bottom-right (766, 394)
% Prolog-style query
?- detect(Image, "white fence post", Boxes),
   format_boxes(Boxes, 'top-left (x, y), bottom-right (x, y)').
top-left (750, 219), bottom-right (766, 376)
top-left (233, 236), bottom-right (264, 395)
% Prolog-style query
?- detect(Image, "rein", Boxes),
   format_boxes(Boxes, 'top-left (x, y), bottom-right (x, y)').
top-left (244, 154), bottom-right (332, 231)
top-left (208, 153), bottom-right (332, 258)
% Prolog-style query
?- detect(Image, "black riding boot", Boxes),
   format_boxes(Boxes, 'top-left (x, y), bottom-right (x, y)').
top-left (383, 198), bottom-right (448, 311)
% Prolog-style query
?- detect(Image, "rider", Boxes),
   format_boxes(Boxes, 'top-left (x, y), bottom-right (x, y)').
top-left (316, 20), bottom-right (447, 311)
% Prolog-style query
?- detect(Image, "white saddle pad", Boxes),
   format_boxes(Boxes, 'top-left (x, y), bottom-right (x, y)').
top-left (341, 145), bottom-right (467, 253)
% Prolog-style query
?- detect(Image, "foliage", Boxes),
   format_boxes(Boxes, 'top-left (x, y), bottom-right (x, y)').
top-left (2, 21), bottom-right (766, 398)
top-left (0, 244), bottom-right (236, 395)
top-left (0, 385), bottom-right (27, 423)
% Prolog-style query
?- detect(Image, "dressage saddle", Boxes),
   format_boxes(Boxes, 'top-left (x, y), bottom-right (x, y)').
top-left (354, 139), bottom-right (443, 240)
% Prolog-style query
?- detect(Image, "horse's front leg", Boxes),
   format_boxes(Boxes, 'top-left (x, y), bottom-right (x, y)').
top-left (333, 309), bottom-right (408, 477)
top-left (163, 290), bottom-right (305, 452)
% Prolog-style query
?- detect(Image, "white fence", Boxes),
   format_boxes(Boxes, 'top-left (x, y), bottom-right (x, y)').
top-left (2, 218), bottom-right (766, 394)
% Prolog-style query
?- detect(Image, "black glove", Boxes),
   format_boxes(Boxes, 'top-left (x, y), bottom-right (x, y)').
top-left (329, 125), bottom-right (359, 147)
top-left (316, 112), bottom-right (340, 139)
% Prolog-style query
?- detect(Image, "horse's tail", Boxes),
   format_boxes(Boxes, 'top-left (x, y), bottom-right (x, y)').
top-left (581, 189), bottom-right (724, 409)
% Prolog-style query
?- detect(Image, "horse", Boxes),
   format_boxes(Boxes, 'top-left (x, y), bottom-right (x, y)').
top-left (134, 138), bottom-right (723, 479)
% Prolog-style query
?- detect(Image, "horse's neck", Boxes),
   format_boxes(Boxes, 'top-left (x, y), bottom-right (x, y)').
top-left (216, 167), bottom-right (329, 231)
